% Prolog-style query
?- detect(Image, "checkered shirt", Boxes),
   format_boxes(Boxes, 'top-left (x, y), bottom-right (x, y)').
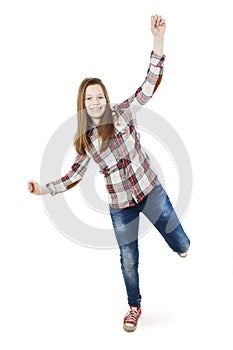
top-left (46, 51), bottom-right (165, 208)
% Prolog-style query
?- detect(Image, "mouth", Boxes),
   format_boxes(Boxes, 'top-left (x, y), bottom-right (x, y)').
top-left (90, 107), bottom-right (103, 111)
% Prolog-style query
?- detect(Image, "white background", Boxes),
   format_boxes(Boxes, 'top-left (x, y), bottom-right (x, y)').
top-left (1, 0), bottom-right (233, 348)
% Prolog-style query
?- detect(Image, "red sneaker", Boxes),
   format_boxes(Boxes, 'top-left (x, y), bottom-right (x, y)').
top-left (123, 306), bottom-right (142, 332)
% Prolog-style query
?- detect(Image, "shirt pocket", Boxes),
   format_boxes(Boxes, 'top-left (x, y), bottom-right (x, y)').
top-left (111, 124), bottom-right (131, 148)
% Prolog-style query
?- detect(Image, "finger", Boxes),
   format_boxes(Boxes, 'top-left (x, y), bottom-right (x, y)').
top-left (29, 182), bottom-right (34, 193)
top-left (28, 181), bottom-right (33, 191)
top-left (159, 19), bottom-right (166, 26)
top-left (156, 15), bottom-right (162, 26)
top-left (151, 15), bottom-right (157, 26)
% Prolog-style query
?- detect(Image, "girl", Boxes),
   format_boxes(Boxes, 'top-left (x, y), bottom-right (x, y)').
top-left (28, 14), bottom-right (190, 332)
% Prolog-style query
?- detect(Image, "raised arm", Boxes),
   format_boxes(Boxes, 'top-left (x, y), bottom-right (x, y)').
top-left (115, 14), bottom-right (166, 118)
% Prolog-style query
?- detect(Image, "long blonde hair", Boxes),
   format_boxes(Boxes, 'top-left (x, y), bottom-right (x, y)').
top-left (74, 78), bottom-right (115, 155)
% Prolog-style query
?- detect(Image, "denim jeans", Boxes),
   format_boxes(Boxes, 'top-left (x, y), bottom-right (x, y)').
top-left (109, 179), bottom-right (190, 307)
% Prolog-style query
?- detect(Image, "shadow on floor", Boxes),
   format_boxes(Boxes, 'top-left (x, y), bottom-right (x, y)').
top-left (140, 310), bottom-right (174, 328)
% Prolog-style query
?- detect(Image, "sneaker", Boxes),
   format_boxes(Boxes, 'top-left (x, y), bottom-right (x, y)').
top-left (123, 306), bottom-right (142, 332)
top-left (178, 252), bottom-right (187, 258)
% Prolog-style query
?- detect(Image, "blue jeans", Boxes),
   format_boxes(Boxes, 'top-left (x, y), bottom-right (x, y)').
top-left (109, 179), bottom-right (190, 307)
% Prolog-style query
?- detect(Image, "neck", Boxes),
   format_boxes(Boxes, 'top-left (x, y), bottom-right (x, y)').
top-left (91, 118), bottom-right (100, 127)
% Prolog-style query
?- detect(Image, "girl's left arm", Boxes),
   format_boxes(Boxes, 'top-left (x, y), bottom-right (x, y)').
top-left (115, 15), bottom-right (166, 116)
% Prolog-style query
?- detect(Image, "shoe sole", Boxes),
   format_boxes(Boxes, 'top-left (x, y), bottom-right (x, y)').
top-left (123, 323), bottom-right (137, 332)
top-left (178, 252), bottom-right (187, 258)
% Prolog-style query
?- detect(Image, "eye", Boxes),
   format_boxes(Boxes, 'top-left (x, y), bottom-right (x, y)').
top-left (99, 96), bottom-right (105, 100)
top-left (85, 97), bottom-right (92, 101)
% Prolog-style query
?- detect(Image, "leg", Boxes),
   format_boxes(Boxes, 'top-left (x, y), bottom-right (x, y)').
top-left (109, 205), bottom-right (142, 307)
top-left (142, 180), bottom-right (190, 254)
top-left (120, 240), bottom-right (141, 307)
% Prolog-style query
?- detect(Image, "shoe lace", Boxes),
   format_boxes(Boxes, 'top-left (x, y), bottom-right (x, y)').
top-left (125, 308), bottom-right (139, 325)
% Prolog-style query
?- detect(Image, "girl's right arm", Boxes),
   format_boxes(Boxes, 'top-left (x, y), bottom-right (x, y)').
top-left (28, 153), bottom-right (91, 196)
top-left (28, 179), bottom-right (81, 195)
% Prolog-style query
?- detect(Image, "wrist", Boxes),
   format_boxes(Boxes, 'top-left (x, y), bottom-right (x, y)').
top-left (40, 185), bottom-right (50, 195)
top-left (153, 35), bottom-right (164, 41)
top-left (153, 36), bottom-right (164, 57)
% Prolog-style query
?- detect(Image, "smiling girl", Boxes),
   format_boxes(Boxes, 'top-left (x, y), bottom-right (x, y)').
top-left (28, 14), bottom-right (190, 332)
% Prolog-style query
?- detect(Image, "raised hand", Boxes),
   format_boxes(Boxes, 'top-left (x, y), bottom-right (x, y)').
top-left (151, 14), bottom-right (166, 38)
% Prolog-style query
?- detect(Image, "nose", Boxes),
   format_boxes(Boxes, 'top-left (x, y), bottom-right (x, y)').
top-left (93, 97), bottom-right (99, 105)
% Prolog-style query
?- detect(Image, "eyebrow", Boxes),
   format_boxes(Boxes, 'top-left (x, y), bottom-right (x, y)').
top-left (86, 93), bottom-right (105, 97)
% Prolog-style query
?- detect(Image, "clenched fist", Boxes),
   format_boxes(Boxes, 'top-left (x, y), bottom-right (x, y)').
top-left (28, 181), bottom-right (44, 195)
top-left (151, 14), bottom-right (166, 37)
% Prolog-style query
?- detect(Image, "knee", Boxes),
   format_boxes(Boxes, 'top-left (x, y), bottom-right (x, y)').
top-left (121, 257), bottom-right (138, 272)
top-left (120, 248), bottom-right (138, 272)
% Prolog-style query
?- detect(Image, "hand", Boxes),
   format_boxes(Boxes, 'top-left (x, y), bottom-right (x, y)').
top-left (28, 181), bottom-right (43, 195)
top-left (151, 14), bottom-right (166, 37)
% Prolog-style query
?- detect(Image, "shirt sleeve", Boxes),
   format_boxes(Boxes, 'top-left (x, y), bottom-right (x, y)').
top-left (45, 153), bottom-right (91, 196)
top-left (115, 51), bottom-right (165, 120)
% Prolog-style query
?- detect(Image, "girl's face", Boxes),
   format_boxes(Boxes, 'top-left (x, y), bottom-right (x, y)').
top-left (85, 84), bottom-right (107, 124)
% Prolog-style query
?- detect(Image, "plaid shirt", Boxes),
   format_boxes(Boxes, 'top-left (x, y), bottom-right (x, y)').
top-left (46, 52), bottom-right (165, 208)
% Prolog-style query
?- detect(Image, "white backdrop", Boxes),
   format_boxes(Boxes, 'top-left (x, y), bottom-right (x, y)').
top-left (1, 0), bottom-right (232, 348)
